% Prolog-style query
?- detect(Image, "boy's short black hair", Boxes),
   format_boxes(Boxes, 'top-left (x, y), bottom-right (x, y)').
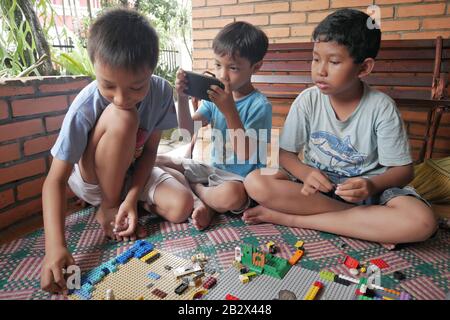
top-left (87, 8), bottom-right (159, 71)
top-left (212, 21), bottom-right (268, 65)
top-left (312, 9), bottom-right (381, 64)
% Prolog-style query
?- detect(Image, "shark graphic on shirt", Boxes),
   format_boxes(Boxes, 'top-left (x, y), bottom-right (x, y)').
top-left (310, 131), bottom-right (367, 176)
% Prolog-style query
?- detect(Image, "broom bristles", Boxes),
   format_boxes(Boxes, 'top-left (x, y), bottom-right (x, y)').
top-left (409, 158), bottom-right (450, 204)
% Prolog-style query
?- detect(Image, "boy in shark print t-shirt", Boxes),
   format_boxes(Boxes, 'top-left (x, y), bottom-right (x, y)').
top-left (242, 9), bottom-right (437, 245)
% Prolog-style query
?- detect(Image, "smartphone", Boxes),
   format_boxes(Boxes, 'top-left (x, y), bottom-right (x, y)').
top-left (183, 71), bottom-right (225, 102)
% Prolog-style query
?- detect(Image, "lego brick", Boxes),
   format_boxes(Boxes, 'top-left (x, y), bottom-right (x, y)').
top-left (147, 271), bottom-right (161, 280)
top-left (288, 249), bottom-right (304, 266)
top-left (304, 281), bottom-right (323, 300)
top-left (204, 264), bottom-right (357, 300)
top-left (175, 282), bottom-right (189, 295)
top-left (203, 276), bottom-right (217, 289)
top-left (141, 251), bottom-right (161, 264)
top-left (294, 240), bottom-right (304, 249)
top-left (69, 241), bottom-right (217, 301)
top-left (343, 255), bottom-right (359, 269)
top-left (151, 288), bottom-right (167, 299)
top-left (319, 270), bottom-right (335, 282)
top-left (370, 258), bottom-right (389, 269)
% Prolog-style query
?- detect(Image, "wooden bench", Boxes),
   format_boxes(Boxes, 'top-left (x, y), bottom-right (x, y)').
top-left (252, 37), bottom-right (450, 163)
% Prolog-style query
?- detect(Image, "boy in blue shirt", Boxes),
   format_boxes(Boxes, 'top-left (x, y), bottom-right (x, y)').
top-left (41, 9), bottom-right (194, 294)
top-left (243, 9), bottom-right (437, 245)
top-left (157, 22), bottom-right (272, 230)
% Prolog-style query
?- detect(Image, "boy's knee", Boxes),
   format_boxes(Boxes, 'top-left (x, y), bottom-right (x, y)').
top-left (244, 170), bottom-right (268, 202)
top-left (216, 182), bottom-right (247, 212)
top-left (165, 190), bottom-right (194, 223)
top-left (400, 204), bottom-right (437, 242)
top-left (100, 104), bottom-right (139, 134)
top-left (412, 206), bottom-right (437, 241)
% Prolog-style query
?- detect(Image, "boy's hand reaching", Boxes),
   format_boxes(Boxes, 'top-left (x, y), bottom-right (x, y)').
top-left (208, 79), bottom-right (236, 115)
top-left (175, 68), bottom-right (188, 99)
top-left (40, 245), bottom-right (75, 295)
top-left (335, 177), bottom-right (375, 203)
top-left (113, 199), bottom-right (138, 241)
top-left (301, 168), bottom-right (335, 196)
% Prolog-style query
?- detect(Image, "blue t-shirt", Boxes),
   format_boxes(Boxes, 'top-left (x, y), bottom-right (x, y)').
top-left (51, 75), bottom-right (178, 164)
top-left (197, 90), bottom-right (272, 177)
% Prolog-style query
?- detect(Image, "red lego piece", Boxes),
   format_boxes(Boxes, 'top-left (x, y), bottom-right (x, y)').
top-left (203, 276), bottom-right (217, 289)
top-left (343, 255), bottom-right (359, 269)
top-left (314, 281), bottom-right (324, 289)
top-left (225, 294), bottom-right (239, 300)
top-left (151, 288), bottom-right (167, 299)
top-left (370, 259), bottom-right (389, 269)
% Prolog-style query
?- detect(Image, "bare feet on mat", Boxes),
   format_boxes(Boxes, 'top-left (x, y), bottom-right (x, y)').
top-left (242, 205), bottom-right (276, 224)
top-left (191, 200), bottom-right (215, 230)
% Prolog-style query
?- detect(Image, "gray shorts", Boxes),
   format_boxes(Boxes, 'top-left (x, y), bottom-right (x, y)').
top-left (181, 158), bottom-right (251, 214)
top-left (282, 168), bottom-right (430, 207)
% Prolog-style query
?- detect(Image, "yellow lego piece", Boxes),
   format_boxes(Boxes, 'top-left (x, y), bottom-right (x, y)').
top-left (239, 275), bottom-right (249, 284)
top-left (242, 271), bottom-right (257, 278)
top-left (304, 282), bottom-right (323, 300)
top-left (140, 250), bottom-right (160, 263)
top-left (294, 240), bottom-right (304, 249)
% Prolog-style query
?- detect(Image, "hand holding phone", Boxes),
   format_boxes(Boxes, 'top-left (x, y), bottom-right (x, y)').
top-left (183, 71), bottom-right (225, 102)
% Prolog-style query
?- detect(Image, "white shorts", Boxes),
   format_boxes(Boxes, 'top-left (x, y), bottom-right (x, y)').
top-left (181, 158), bottom-right (251, 214)
top-left (67, 164), bottom-right (173, 207)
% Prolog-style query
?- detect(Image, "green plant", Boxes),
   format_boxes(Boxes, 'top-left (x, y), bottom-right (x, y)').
top-left (0, 0), bottom-right (56, 77)
top-left (51, 28), bottom-right (95, 79)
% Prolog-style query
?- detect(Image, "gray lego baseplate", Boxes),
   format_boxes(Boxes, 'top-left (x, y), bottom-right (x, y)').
top-left (204, 265), bottom-right (357, 300)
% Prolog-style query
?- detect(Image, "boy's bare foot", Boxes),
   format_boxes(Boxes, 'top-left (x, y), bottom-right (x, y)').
top-left (192, 201), bottom-right (215, 230)
top-left (242, 205), bottom-right (277, 224)
top-left (95, 206), bottom-right (147, 241)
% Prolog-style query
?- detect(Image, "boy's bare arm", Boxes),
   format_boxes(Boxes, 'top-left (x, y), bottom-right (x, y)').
top-left (371, 164), bottom-right (414, 192)
top-left (176, 95), bottom-right (194, 136)
top-left (41, 158), bottom-right (75, 294)
top-left (42, 159), bottom-right (74, 249)
top-left (280, 148), bottom-right (334, 195)
top-left (185, 112), bottom-right (209, 158)
top-left (335, 165), bottom-right (414, 203)
top-left (208, 81), bottom-right (257, 161)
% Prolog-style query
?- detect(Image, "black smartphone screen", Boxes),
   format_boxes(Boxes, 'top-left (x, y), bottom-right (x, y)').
top-left (183, 71), bottom-right (225, 101)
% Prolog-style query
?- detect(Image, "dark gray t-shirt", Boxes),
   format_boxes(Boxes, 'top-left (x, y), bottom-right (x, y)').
top-left (280, 82), bottom-right (412, 177)
top-left (51, 75), bottom-right (177, 164)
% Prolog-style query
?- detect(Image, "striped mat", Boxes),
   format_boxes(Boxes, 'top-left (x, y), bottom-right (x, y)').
top-left (0, 206), bottom-right (448, 300)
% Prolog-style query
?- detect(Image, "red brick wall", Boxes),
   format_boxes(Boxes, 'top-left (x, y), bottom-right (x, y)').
top-left (0, 76), bottom-right (91, 231)
top-left (191, 1), bottom-right (450, 159)
top-left (191, 0), bottom-right (450, 72)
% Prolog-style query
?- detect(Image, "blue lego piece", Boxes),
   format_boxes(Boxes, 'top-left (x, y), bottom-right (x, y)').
top-left (133, 242), bottom-right (154, 259)
top-left (134, 246), bottom-right (154, 259)
top-left (99, 260), bottom-right (118, 273)
top-left (73, 283), bottom-right (94, 300)
top-left (83, 268), bottom-right (106, 285)
top-left (147, 271), bottom-right (161, 280)
top-left (116, 250), bottom-right (135, 264)
top-left (82, 282), bottom-right (94, 293)
top-left (73, 289), bottom-right (90, 300)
